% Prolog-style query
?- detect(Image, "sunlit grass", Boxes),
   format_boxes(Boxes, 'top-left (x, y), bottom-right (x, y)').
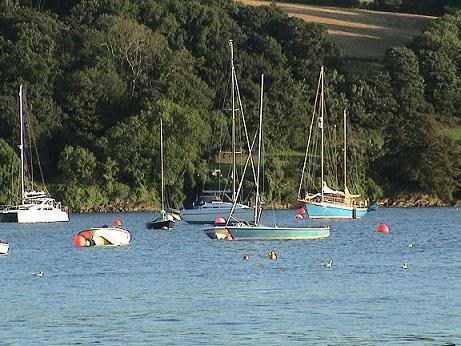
top-left (448, 127), bottom-right (461, 141)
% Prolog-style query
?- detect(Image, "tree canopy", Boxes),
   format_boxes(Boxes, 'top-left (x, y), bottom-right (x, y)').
top-left (0, 0), bottom-right (460, 210)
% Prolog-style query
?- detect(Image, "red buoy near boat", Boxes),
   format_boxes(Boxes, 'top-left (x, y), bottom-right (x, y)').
top-left (376, 224), bottom-right (390, 233)
top-left (73, 235), bottom-right (87, 247)
top-left (225, 234), bottom-right (233, 241)
top-left (214, 217), bottom-right (226, 225)
top-left (296, 208), bottom-right (306, 215)
top-left (113, 219), bottom-right (122, 227)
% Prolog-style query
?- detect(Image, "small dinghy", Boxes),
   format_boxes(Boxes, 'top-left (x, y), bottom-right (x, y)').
top-left (0, 240), bottom-right (9, 255)
top-left (73, 219), bottom-right (130, 247)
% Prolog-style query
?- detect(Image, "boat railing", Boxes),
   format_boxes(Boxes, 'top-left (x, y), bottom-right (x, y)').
top-left (320, 195), bottom-right (367, 208)
top-left (0, 204), bottom-right (31, 211)
top-left (0, 202), bottom-right (69, 212)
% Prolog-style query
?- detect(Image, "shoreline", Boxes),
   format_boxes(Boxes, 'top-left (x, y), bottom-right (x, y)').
top-left (67, 200), bottom-right (459, 213)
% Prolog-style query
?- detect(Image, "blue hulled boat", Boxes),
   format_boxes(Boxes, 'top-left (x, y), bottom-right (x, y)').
top-left (304, 200), bottom-right (368, 219)
top-left (297, 67), bottom-right (368, 220)
top-left (204, 221), bottom-right (330, 240)
top-left (204, 71), bottom-right (331, 241)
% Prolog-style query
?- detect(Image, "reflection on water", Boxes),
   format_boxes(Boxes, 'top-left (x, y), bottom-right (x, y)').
top-left (1, 208), bottom-right (460, 344)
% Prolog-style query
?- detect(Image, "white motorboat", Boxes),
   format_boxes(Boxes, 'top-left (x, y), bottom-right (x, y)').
top-left (181, 193), bottom-right (254, 224)
top-left (0, 240), bottom-right (9, 255)
top-left (0, 85), bottom-right (69, 223)
top-left (73, 220), bottom-right (130, 247)
top-left (1, 191), bottom-right (69, 223)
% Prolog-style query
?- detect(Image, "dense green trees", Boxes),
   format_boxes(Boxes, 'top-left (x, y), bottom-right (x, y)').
top-left (0, 0), bottom-right (460, 210)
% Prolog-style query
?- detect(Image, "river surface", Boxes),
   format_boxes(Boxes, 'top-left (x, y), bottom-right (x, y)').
top-left (0, 208), bottom-right (460, 345)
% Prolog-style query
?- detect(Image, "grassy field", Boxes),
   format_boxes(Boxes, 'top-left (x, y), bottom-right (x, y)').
top-left (448, 127), bottom-right (461, 141)
top-left (239, 0), bottom-right (435, 60)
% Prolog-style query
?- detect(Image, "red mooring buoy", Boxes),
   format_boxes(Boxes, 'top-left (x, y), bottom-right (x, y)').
top-left (376, 223), bottom-right (390, 233)
top-left (296, 207), bottom-right (306, 215)
top-left (73, 235), bottom-right (87, 247)
top-left (224, 234), bottom-right (233, 241)
top-left (214, 217), bottom-right (226, 225)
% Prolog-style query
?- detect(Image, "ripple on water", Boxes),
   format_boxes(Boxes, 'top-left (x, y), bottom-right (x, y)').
top-left (0, 209), bottom-right (460, 344)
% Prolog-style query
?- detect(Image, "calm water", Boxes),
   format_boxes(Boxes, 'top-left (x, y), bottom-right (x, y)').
top-left (0, 208), bottom-right (460, 345)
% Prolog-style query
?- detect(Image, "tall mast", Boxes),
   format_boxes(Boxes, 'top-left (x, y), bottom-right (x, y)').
top-left (160, 118), bottom-right (165, 214)
top-left (230, 40), bottom-right (237, 203)
top-left (320, 66), bottom-right (325, 201)
top-left (255, 74), bottom-right (264, 225)
top-left (343, 108), bottom-right (347, 192)
top-left (19, 85), bottom-right (25, 204)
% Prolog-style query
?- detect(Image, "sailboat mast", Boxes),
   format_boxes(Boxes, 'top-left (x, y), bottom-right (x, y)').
top-left (230, 40), bottom-right (237, 204)
top-left (343, 108), bottom-right (347, 192)
top-left (160, 118), bottom-right (165, 213)
top-left (19, 85), bottom-right (25, 204)
top-left (255, 74), bottom-right (264, 225)
top-left (320, 66), bottom-right (325, 201)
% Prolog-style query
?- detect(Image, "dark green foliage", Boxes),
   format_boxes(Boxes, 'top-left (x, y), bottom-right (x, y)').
top-left (0, 0), bottom-right (460, 210)
top-left (0, 139), bottom-right (19, 205)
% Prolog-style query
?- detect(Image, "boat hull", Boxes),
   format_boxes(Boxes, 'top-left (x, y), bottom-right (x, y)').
top-left (146, 219), bottom-right (174, 230)
top-left (0, 209), bottom-right (69, 223)
top-left (204, 224), bottom-right (330, 240)
top-left (304, 202), bottom-right (367, 219)
top-left (181, 204), bottom-right (255, 224)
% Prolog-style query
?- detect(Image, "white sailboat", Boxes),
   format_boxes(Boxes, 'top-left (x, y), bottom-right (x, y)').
top-left (204, 75), bottom-right (331, 240)
top-left (0, 85), bottom-right (69, 223)
top-left (298, 67), bottom-right (368, 219)
top-left (146, 118), bottom-right (176, 230)
top-left (181, 40), bottom-right (254, 224)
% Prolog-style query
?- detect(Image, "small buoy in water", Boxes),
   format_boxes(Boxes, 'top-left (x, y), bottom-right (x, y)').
top-left (214, 217), bottom-right (226, 225)
top-left (267, 250), bottom-right (277, 260)
top-left (295, 213), bottom-right (304, 220)
top-left (73, 235), bottom-right (87, 248)
top-left (376, 224), bottom-right (390, 233)
top-left (296, 207), bottom-right (306, 215)
top-left (113, 218), bottom-right (122, 227)
top-left (408, 243), bottom-right (414, 248)
top-left (224, 234), bottom-right (233, 241)
top-left (243, 255), bottom-right (250, 261)
top-left (323, 260), bottom-right (333, 268)
top-left (401, 262), bottom-right (408, 269)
